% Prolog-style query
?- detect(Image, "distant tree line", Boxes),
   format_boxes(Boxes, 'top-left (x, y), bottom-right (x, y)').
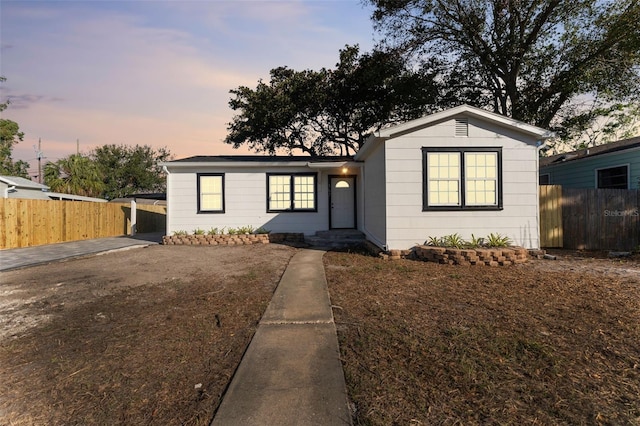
top-left (44, 144), bottom-right (171, 200)
top-left (0, 77), bottom-right (30, 177)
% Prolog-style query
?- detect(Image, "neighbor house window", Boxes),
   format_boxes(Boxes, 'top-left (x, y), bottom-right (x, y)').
top-left (539, 174), bottom-right (550, 185)
top-left (596, 165), bottom-right (628, 189)
top-left (267, 173), bottom-right (317, 212)
top-left (423, 147), bottom-right (502, 210)
top-left (198, 173), bottom-right (224, 213)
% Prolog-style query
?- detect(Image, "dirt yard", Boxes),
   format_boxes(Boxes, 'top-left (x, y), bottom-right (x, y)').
top-left (325, 250), bottom-right (640, 425)
top-left (2, 245), bottom-right (639, 425)
top-left (0, 244), bottom-right (295, 425)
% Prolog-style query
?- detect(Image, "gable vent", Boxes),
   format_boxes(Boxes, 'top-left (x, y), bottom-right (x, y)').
top-left (455, 118), bottom-right (469, 137)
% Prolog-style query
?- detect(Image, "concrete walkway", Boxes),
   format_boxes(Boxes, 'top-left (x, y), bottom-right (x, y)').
top-left (0, 232), bottom-right (163, 272)
top-left (211, 249), bottom-right (352, 426)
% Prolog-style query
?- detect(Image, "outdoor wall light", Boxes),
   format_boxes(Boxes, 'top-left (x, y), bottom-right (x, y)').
top-left (342, 167), bottom-right (348, 174)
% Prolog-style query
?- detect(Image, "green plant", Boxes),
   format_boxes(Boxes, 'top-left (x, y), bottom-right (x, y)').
top-left (172, 230), bottom-right (188, 236)
top-left (254, 227), bottom-right (269, 234)
top-left (426, 236), bottom-right (443, 246)
top-left (237, 225), bottom-right (255, 234)
top-left (193, 228), bottom-right (205, 235)
top-left (442, 233), bottom-right (465, 249)
top-left (207, 227), bottom-right (219, 235)
top-left (227, 227), bottom-right (237, 235)
top-left (467, 234), bottom-right (485, 248)
top-left (485, 233), bottom-right (511, 247)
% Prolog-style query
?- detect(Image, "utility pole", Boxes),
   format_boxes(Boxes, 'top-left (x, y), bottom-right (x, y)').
top-left (76, 139), bottom-right (79, 155)
top-left (38, 139), bottom-right (42, 183)
top-left (33, 139), bottom-right (44, 183)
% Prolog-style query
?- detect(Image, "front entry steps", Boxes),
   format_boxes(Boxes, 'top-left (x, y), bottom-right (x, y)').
top-left (305, 229), bottom-right (366, 249)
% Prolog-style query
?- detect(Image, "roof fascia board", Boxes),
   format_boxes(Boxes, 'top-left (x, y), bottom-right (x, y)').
top-left (376, 105), bottom-right (552, 139)
top-left (354, 134), bottom-right (386, 161)
top-left (160, 160), bottom-right (361, 169)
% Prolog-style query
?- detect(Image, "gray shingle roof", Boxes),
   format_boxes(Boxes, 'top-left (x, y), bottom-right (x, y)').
top-left (540, 136), bottom-right (640, 167)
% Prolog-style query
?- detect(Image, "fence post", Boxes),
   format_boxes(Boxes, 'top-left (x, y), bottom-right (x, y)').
top-left (130, 199), bottom-right (137, 235)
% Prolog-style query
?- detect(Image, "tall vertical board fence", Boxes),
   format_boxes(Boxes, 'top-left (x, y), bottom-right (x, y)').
top-left (0, 199), bottom-right (166, 249)
top-left (539, 185), bottom-right (640, 250)
top-left (562, 187), bottom-right (639, 251)
top-left (539, 185), bottom-right (563, 248)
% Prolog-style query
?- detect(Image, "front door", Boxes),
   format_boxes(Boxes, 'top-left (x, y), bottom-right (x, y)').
top-left (330, 176), bottom-right (355, 229)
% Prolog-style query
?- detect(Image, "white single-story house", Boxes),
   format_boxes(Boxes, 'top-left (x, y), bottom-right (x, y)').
top-left (161, 105), bottom-right (554, 250)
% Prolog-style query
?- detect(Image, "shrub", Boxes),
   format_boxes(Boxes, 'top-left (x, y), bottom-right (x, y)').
top-left (485, 233), bottom-right (512, 247)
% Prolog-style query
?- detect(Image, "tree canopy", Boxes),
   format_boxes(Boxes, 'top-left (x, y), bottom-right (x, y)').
top-left (225, 45), bottom-right (439, 155)
top-left (0, 77), bottom-right (30, 177)
top-left (44, 144), bottom-right (171, 199)
top-left (92, 144), bottom-right (170, 200)
top-left (44, 154), bottom-right (105, 197)
top-left (369, 0), bottom-right (640, 145)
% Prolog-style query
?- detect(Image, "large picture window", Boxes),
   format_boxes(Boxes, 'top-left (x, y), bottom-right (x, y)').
top-left (197, 173), bottom-right (224, 213)
top-left (267, 173), bottom-right (317, 212)
top-left (423, 147), bottom-right (502, 211)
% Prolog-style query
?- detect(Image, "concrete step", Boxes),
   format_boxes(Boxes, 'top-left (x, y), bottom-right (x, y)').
top-left (305, 230), bottom-right (366, 248)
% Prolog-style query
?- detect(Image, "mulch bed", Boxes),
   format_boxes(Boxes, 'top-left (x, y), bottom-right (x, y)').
top-left (325, 249), bottom-right (640, 425)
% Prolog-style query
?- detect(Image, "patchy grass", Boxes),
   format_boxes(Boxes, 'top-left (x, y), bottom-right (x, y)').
top-left (325, 251), bottom-right (640, 425)
top-left (0, 244), bottom-right (295, 425)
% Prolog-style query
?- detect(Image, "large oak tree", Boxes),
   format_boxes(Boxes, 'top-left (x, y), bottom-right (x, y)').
top-left (225, 45), bottom-right (440, 155)
top-left (369, 0), bottom-right (640, 145)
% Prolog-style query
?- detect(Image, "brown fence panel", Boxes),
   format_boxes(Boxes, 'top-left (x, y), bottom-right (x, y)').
top-left (136, 204), bottom-right (167, 234)
top-left (561, 188), bottom-right (639, 251)
top-left (539, 185), bottom-right (563, 248)
top-left (0, 199), bottom-right (167, 249)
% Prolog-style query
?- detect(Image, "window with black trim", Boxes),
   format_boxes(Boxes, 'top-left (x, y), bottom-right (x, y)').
top-left (197, 173), bottom-right (224, 213)
top-left (597, 165), bottom-right (628, 189)
top-left (267, 173), bottom-right (317, 212)
top-left (423, 147), bottom-right (503, 210)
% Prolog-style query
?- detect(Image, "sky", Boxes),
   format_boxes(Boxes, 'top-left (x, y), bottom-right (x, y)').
top-left (0, 0), bottom-right (378, 179)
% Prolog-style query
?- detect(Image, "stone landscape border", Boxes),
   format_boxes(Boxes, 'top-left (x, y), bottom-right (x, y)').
top-left (162, 234), bottom-right (533, 267)
top-left (362, 241), bottom-right (533, 266)
top-left (161, 233), bottom-right (305, 246)
top-left (404, 246), bottom-right (529, 265)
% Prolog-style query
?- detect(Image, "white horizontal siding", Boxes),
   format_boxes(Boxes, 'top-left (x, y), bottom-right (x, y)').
top-left (383, 118), bottom-right (541, 250)
top-left (166, 167), bottom-right (335, 235)
top-left (362, 143), bottom-right (386, 247)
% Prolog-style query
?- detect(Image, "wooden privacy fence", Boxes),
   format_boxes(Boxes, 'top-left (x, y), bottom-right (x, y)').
top-left (0, 199), bottom-right (166, 249)
top-left (540, 185), bottom-right (640, 251)
top-left (539, 185), bottom-right (563, 248)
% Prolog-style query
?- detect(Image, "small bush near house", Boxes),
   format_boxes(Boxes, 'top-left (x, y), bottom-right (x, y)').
top-left (426, 232), bottom-right (511, 248)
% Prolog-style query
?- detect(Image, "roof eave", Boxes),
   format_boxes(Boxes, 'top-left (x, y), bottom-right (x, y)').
top-left (161, 160), bottom-right (361, 169)
top-left (376, 105), bottom-right (552, 140)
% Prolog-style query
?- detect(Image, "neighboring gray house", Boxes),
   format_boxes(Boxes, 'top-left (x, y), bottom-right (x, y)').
top-left (0, 175), bottom-right (107, 202)
top-left (539, 136), bottom-right (640, 189)
top-left (161, 105), bottom-right (553, 250)
top-left (0, 176), bottom-right (51, 199)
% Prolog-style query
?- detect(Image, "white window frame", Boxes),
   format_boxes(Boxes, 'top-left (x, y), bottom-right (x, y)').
top-left (595, 164), bottom-right (629, 189)
top-left (539, 173), bottom-right (551, 185)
